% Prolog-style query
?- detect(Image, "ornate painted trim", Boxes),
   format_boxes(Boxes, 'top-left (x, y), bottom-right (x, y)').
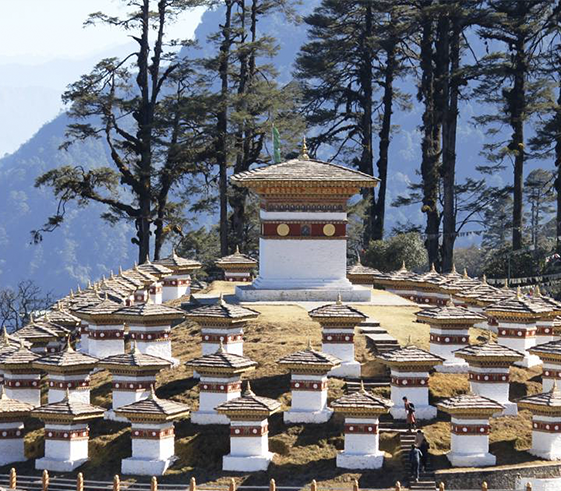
top-left (230, 425), bottom-right (268, 437)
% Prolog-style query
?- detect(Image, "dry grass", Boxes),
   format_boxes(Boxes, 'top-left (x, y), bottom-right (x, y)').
top-left (3, 283), bottom-right (554, 487)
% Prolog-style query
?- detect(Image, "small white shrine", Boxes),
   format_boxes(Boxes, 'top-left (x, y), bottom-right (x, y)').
top-left (0, 342), bottom-right (42, 406)
top-left (0, 385), bottom-right (34, 466)
top-left (155, 249), bottom-right (201, 301)
top-left (32, 390), bottom-right (105, 472)
top-left (330, 382), bottom-right (393, 470)
top-left (119, 266), bottom-right (158, 304)
top-left (278, 342), bottom-right (341, 423)
top-left (74, 295), bottom-right (125, 358)
top-left (308, 297), bottom-right (367, 378)
top-left (33, 338), bottom-right (98, 403)
top-left (216, 382), bottom-right (281, 472)
top-left (529, 340), bottom-right (561, 392)
top-left (136, 261), bottom-right (174, 304)
top-left (215, 246), bottom-right (257, 282)
top-left (533, 287), bottom-right (561, 345)
top-left (0, 329), bottom-right (31, 385)
top-left (347, 259), bottom-right (383, 289)
top-left (14, 315), bottom-right (71, 354)
top-left (186, 295), bottom-right (259, 356)
top-left (408, 265), bottom-right (449, 305)
top-left (114, 302), bottom-right (185, 364)
top-left (417, 299), bottom-right (486, 373)
top-left (98, 343), bottom-right (172, 421)
top-left (517, 382), bottom-right (561, 460)
top-left (486, 289), bottom-right (548, 367)
top-left (455, 339), bottom-right (524, 416)
top-left (376, 262), bottom-right (419, 301)
top-left (115, 386), bottom-right (190, 476)
top-left (438, 393), bottom-right (504, 467)
top-left (376, 344), bottom-right (443, 420)
top-left (186, 344), bottom-right (257, 425)
top-left (231, 144), bottom-right (378, 302)
top-left (40, 303), bottom-right (82, 332)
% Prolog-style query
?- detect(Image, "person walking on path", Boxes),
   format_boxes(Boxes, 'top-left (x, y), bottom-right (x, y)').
top-left (419, 437), bottom-right (430, 472)
top-left (415, 429), bottom-right (425, 447)
top-left (403, 396), bottom-right (417, 431)
top-left (409, 444), bottom-right (423, 483)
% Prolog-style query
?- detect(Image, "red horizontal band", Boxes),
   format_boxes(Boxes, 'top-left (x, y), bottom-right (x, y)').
top-left (469, 373), bottom-right (509, 383)
top-left (230, 425), bottom-right (268, 437)
top-left (130, 331), bottom-right (170, 341)
top-left (451, 425), bottom-right (489, 435)
top-left (202, 334), bottom-right (243, 344)
top-left (430, 334), bottom-right (469, 344)
top-left (291, 380), bottom-right (328, 391)
top-left (391, 377), bottom-right (429, 387)
top-left (48, 380), bottom-right (90, 389)
top-left (344, 423), bottom-right (378, 434)
top-left (112, 381), bottom-right (154, 391)
top-left (88, 330), bottom-right (124, 340)
top-left (533, 421), bottom-right (561, 433)
top-left (46, 429), bottom-right (89, 440)
top-left (4, 379), bottom-right (40, 388)
top-left (131, 428), bottom-right (174, 439)
top-left (498, 328), bottom-right (536, 338)
top-left (323, 333), bottom-right (354, 344)
top-left (0, 429), bottom-right (24, 439)
top-left (200, 382), bottom-right (241, 393)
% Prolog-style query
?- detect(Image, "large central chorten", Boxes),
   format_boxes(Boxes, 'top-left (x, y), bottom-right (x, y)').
top-left (231, 142), bottom-right (379, 302)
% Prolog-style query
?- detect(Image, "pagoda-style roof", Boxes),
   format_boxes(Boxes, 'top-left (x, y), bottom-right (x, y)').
top-left (32, 392), bottom-right (105, 422)
top-left (473, 285), bottom-right (515, 306)
top-left (331, 384), bottom-right (393, 416)
top-left (453, 279), bottom-right (500, 302)
top-left (98, 343), bottom-right (172, 371)
top-left (347, 261), bottom-right (382, 277)
top-left (442, 268), bottom-right (482, 292)
top-left (277, 343), bottom-right (341, 372)
top-left (0, 386), bottom-right (35, 417)
top-left (114, 302), bottom-right (185, 323)
top-left (454, 340), bottom-right (524, 363)
top-left (531, 287), bottom-right (561, 316)
top-left (216, 382), bottom-right (281, 418)
top-left (121, 266), bottom-right (159, 286)
top-left (437, 393), bottom-right (505, 417)
top-left (528, 340), bottom-right (561, 361)
top-left (114, 386), bottom-right (190, 422)
top-left (374, 263), bottom-right (419, 285)
top-left (73, 294), bottom-right (124, 321)
top-left (186, 345), bottom-right (257, 374)
top-left (415, 300), bottom-right (486, 324)
top-left (485, 290), bottom-right (552, 319)
top-left (230, 157), bottom-right (379, 190)
top-left (185, 295), bottom-right (260, 323)
top-left (215, 246), bottom-right (257, 267)
top-left (155, 249), bottom-right (202, 273)
top-left (66, 289), bottom-right (108, 311)
top-left (517, 383), bottom-right (561, 415)
top-left (0, 344), bottom-right (42, 368)
top-left (115, 268), bottom-right (145, 289)
top-left (411, 265), bottom-right (448, 287)
top-left (0, 327), bottom-right (31, 350)
top-left (136, 260), bottom-right (173, 279)
top-left (308, 297), bottom-right (367, 322)
top-left (14, 316), bottom-right (71, 341)
top-left (41, 304), bottom-right (82, 329)
top-left (95, 280), bottom-right (134, 301)
top-left (376, 344), bottom-right (444, 367)
top-left (33, 339), bottom-right (98, 372)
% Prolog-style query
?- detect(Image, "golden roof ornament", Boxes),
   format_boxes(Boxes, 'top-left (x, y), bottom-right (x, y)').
top-left (148, 384), bottom-right (157, 400)
top-left (336, 292), bottom-right (342, 305)
top-left (359, 379), bottom-right (366, 393)
top-left (430, 263), bottom-right (436, 273)
top-left (451, 263), bottom-right (457, 274)
top-left (306, 339), bottom-right (313, 350)
top-left (300, 137), bottom-right (310, 161)
top-left (463, 268), bottom-right (468, 278)
top-left (516, 286), bottom-right (522, 299)
top-left (482, 274), bottom-right (487, 285)
top-left (243, 380), bottom-right (255, 396)
top-left (446, 296), bottom-right (454, 307)
top-left (235, 245), bottom-right (240, 255)
top-left (400, 260), bottom-right (407, 271)
top-left (534, 284), bottom-right (542, 297)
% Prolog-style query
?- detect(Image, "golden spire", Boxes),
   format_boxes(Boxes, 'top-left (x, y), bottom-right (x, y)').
top-left (300, 137), bottom-right (310, 160)
top-left (463, 268), bottom-right (468, 279)
top-left (1, 327), bottom-right (9, 345)
top-left (243, 380), bottom-right (255, 397)
top-left (306, 339), bottom-right (313, 350)
top-left (64, 336), bottom-right (74, 353)
top-left (235, 245), bottom-right (240, 255)
top-left (148, 384), bottom-right (157, 400)
top-left (359, 379), bottom-right (366, 393)
top-left (430, 263), bottom-right (436, 273)
top-left (400, 260), bottom-right (407, 271)
top-left (217, 339), bottom-right (226, 353)
top-left (451, 263), bottom-right (457, 274)
top-left (336, 292), bottom-right (342, 305)
top-left (482, 274), bottom-right (487, 285)
top-left (534, 284), bottom-right (542, 297)
top-left (516, 286), bottom-right (522, 299)
top-left (446, 295), bottom-right (454, 307)
top-left (552, 379), bottom-right (560, 396)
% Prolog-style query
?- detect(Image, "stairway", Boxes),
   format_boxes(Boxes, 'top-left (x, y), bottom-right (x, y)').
top-left (399, 432), bottom-right (436, 491)
top-left (345, 377), bottom-right (390, 392)
top-left (359, 320), bottom-right (400, 355)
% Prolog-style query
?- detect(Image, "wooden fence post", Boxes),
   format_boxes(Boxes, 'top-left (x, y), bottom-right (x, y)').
top-left (394, 482), bottom-right (401, 491)
top-left (151, 476), bottom-right (158, 491)
top-left (269, 479), bottom-right (276, 491)
top-left (42, 470), bottom-right (49, 491)
top-left (189, 477), bottom-right (196, 491)
top-left (9, 468), bottom-right (16, 490)
top-left (438, 483), bottom-right (445, 491)
top-left (526, 483), bottom-right (532, 491)
top-left (113, 475), bottom-right (120, 491)
top-left (481, 482), bottom-right (488, 491)
top-left (77, 473), bottom-right (84, 491)
top-left (311, 480), bottom-right (317, 491)
top-left (352, 479), bottom-right (359, 491)
top-left (229, 479), bottom-right (236, 491)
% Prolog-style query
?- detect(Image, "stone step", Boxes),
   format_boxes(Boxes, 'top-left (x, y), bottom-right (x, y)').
top-left (345, 378), bottom-right (390, 393)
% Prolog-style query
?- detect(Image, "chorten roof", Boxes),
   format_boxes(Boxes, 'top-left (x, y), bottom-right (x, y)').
top-left (41, 304), bottom-right (82, 328)
top-left (98, 343), bottom-right (172, 370)
top-left (114, 302), bottom-right (185, 322)
top-left (31, 391), bottom-right (105, 422)
top-left (73, 294), bottom-right (123, 321)
top-left (376, 262), bottom-right (419, 284)
top-left (485, 289), bottom-right (552, 318)
top-left (442, 268), bottom-right (482, 292)
top-left (376, 344), bottom-right (444, 367)
top-left (278, 343), bottom-right (341, 371)
top-left (517, 383), bottom-right (561, 414)
top-left (115, 268), bottom-right (145, 289)
top-left (0, 327), bottom-right (31, 350)
top-left (216, 382), bottom-right (281, 417)
top-left (33, 339), bottom-right (98, 371)
top-left (185, 295), bottom-right (260, 322)
top-left (121, 266), bottom-right (159, 286)
top-left (531, 286), bottom-right (561, 315)
top-left (347, 260), bottom-right (383, 277)
top-left (155, 249), bottom-right (202, 272)
top-left (308, 296), bottom-right (367, 321)
top-left (14, 316), bottom-right (71, 341)
top-left (186, 345), bottom-right (257, 374)
top-left (453, 279), bottom-right (500, 302)
top-left (230, 157), bottom-right (379, 189)
top-left (331, 384), bottom-right (393, 416)
top-left (95, 279), bottom-right (134, 300)
top-left (0, 343), bottom-right (41, 368)
top-left (411, 264), bottom-right (448, 286)
top-left (529, 340), bottom-right (561, 361)
top-left (114, 386), bottom-right (190, 421)
top-left (437, 393), bottom-right (504, 417)
top-left (136, 260), bottom-right (173, 278)
top-left (215, 246), bottom-right (257, 267)
top-left (454, 340), bottom-right (524, 363)
top-left (415, 300), bottom-right (486, 323)
top-left (0, 386), bottom-right (35, 416)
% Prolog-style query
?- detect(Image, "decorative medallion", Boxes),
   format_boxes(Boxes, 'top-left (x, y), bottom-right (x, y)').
top-left (323, 224), bottom-right (336, 236)
top-left (276, 224), bottom-right (290, 236)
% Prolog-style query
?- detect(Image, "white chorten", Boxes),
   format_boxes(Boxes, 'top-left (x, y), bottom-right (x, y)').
top-left (155, 249), bottom-right (202, 301)
top-left (529, 340), bottom-right (561, 393)
top-left (0, 342), bottom-right (42, 407)
top-left (0, 386), bottom-right (34, 466)
top-left (215, 246), bottom-right (257, 282)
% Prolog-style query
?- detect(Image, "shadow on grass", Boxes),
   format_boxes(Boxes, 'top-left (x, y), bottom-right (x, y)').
top-left (491, 439), bottom-right (537, 466)
top-left (510, 381), bottom-right (531, 400)
top-left (157, 376), bottom-right (199, 398)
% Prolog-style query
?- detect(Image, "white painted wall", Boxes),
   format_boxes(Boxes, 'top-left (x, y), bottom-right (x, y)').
top-left (0, 422), bottom-right (25, 466)
top-left (290, 374), bottom-right (328, 412)
top-left (44, 423), bottom-right (89, 462)
top-left (198, 375), bottom-right (241, 413)
top-left (450, 417), bottom-right (490, 456)
top-left (343, 417), bottom-right (379, 455)
top-left (130, 422), bottom-right (175, 460)
top-left (162, 274), bottom-right (191, 302)
top-left (4, 373), bottom-right (41, 406)
top-left (229, 419), bottom-right (269, 457)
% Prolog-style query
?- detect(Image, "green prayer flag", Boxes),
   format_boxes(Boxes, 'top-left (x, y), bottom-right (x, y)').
top-left (272, 125), bottom-right (281, 163)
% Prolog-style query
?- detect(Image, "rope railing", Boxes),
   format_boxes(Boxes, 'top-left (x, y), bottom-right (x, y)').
top-left (0, 469), bottom-right (536, 491)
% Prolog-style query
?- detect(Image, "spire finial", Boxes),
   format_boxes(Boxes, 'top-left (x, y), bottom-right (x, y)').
top-left (119, 265), bottom-right (123, 274)
top-left (401, 260), bottom-right (407, 271)
top-left (516, 286), bottom-right (522, 299)
top-left (131, 341), bottom-right (140, 354)
top-left (300, 137), bottom-right (310, 160)
top-left (0, 385), bottom-right (6, 400)
top-left (406, 335), bottom-right (412, 347)
top-left (29, 312), bottom-right (34, 323)
top-left (482, 274), bottom-right (487, 285)
top-left (451, 263), bottom-right (457, 274)
top-left (235, 245), bottom-right (240, 255)
top-left (336, 292), bottom-right (342, 305)
top-left (149, 384), bottom-right (157, 400)
top-left (446, 295), bottom-right (454, 307)
top-left (552, 379), bottom-right (560, 396)
top-left (535, 284), bottom-right (542, 297)
top-left (217, 338), bottom-right (226, 353)
top-left (219, 292), bottom-right (227, 307)
top-left (430, 263), bottom-right (436, 273)
top-left (357, 254), bottom-right (362, 266)
top-left (359, 379), bottom-right (366, 393)
top-left (306, 339), bottom-right (313, 350)
top-left (244, 380), bottom-right (255, 396)
top-left (1, 327), bottom-right (9, 345)
top-left (64, 387), bottom-right (71, 401)
top-left (65, 336), bottom-right (74, 353)
top-left (463, 268), bottom-right (468, 279)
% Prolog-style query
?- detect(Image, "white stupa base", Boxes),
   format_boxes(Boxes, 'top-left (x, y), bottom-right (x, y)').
top-left (235, 285), bottom-right (371, 302)
top-left (390, 405), bottom-right (437, 421)
top-left (35, 457), bottom-right (88, 472)
top-left (284, 408), bottom-right (333, 424)
top-left (121, 456), bottom-right (176, 476)
top-left (336, 451), bottom-right (384, 470)
top-left (528, 448), bottom-right (561, 461)
top-left (329, 361), bottom-right (361, 378)
top-left (104, 410), bottom-right (129, 423)
top-left (191, 411), bottom-right (230, 425)
top-left (222, 452), bottom-right (275, 472)
top-left (434, 360), bottom-right (469, 373)
top-left (514, 355), bottom-right (542, 368)
top-left (446, 451), bottom-right (496, 467)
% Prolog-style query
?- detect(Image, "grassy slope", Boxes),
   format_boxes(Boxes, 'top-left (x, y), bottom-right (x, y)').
top-left (4, 283), bottom-right (550, 488)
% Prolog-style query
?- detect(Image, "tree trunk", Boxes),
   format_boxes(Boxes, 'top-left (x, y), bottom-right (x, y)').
top-left (441, 15), bottom-right (460, 273)
top-left (371, 37), bottom-right (396, 241)
top-left (217, 1), bottom-right (234, 256)
top-left (555, 81), bottom-right (561, 252)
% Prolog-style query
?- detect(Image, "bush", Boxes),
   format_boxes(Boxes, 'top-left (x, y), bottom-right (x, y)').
top-left (363, 232), bottom-right (428, 272)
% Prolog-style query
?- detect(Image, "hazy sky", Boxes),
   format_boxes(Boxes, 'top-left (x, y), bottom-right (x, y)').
top-left (0, 0), bottom-right (205, 62)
